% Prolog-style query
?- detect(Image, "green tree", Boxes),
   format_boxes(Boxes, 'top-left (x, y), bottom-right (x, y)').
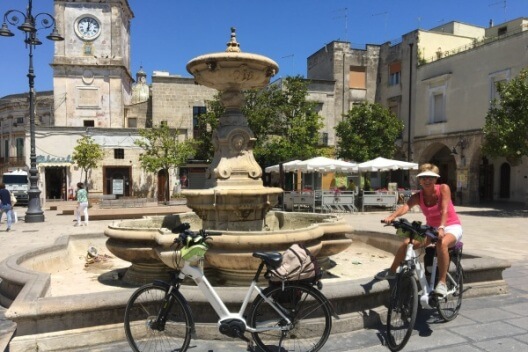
top-left (194, 76), bottom-right (324, 167)
top-left (72, 136), bottom-right (104, 188)
top-left (134, 123), bottom-right (196, 203)
top-left (483, 68), bottom-right (528, 165)
top-left (335, 102), bottom-right (404, 162)
top-left (193, 96), bottom-right (222, 161)
top-left (246, 76), bottom-right (324, 166)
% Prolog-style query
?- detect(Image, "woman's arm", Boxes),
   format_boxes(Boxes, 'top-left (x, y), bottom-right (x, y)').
top-left (383, 192), bottom-right (419, 223)
top-left (438, 184), bottom-right (452, 238)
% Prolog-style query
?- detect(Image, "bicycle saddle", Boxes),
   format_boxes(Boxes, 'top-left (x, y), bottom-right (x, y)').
top-left (253, 252), bottom-right (282, 269)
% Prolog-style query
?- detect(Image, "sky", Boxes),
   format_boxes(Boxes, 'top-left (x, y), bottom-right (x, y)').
top-left (0, 0), bottom-right (526, 98)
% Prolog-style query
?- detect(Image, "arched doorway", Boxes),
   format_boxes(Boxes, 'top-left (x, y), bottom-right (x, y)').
top-left (157, 169), bottom-right (169, 202)
top-left (499, 163), bottom-right (511, 199)
top-left (419, 143), bottom-right (457, 202)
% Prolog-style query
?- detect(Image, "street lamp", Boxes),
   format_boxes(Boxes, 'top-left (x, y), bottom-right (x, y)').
top-left (0, 0), bottom-right (64, 223)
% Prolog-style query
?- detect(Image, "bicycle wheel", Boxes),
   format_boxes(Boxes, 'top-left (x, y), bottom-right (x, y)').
top-left (386, 272), bottom-right (418, 352)
top-left (124, 283), bottom-right (193, 352)
top-left (437, 258), bottom-right (464, 321)
top-left (248, 282), bottom-right (332, 352)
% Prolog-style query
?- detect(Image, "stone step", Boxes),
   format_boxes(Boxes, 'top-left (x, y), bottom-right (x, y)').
top-left (0, 306), bottom-right (16, 351)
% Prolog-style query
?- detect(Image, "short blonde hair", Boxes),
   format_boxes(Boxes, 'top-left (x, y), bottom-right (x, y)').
top-left (419, 163), bottom-right (440, 175)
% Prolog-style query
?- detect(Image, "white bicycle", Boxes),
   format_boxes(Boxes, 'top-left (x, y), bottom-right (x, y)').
top-left (383, 218), bottom-right (464, 352)
top-left (124, 223), bottom-right (336, 352)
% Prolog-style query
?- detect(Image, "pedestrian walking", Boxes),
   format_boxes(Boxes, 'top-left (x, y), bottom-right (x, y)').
top-left (0, 183), bottom-right (13, 232)
top-left (75, 182), bottom-right (89, 226)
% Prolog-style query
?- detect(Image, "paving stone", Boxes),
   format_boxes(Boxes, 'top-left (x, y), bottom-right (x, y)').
top-left (457, 307), bottom-right (522, 323)
top-left (473, 337), bottom-right (528, 351)
top-left (455, 321), bottom-right (526, 342)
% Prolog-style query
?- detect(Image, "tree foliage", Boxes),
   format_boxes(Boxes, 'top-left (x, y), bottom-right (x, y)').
top-left (72, 136), bottom-right (104, 187)
top-left (134, 123), bottom-right (196, 202)
top-left (483, 68), bottom-right (528, 164)
top-left (193, 96), bottom-right (222, 161)
top-left (246, 76), bottom-right (324, 167)
top-left (335, 102), bottom-right (404, 162)
top-left (196, 76), bottom-right (324, 167)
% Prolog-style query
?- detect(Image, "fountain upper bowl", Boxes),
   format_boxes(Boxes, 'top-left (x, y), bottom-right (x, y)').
top-left (186, 52), bottom-right (279, 91)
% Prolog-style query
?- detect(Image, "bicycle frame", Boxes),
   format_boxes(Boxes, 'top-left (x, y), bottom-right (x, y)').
top-left (178, 260), bottom-right (293, 333)
top-left (402, 243), bottom-right (458, 309)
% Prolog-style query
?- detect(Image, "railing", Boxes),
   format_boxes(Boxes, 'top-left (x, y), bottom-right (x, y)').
top-left (283, 190), bottom-right (357, 213)
top-left (421, 26), bottom-right (527, 65)
top-left (362, 191), bottom-right (398, 212)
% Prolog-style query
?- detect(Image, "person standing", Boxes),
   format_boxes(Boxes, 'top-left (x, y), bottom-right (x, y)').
top-left (0, 183), bottom-right (13, 232)
top-left (376, 163), bottom-right (463, 297)
top-left (75, 182), bottom-right (89, 226)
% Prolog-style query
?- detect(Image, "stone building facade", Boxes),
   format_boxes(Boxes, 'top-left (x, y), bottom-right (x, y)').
top-left (0, 0), bottom-right (526, 205)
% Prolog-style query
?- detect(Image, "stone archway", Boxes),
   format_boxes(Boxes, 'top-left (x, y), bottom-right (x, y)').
top-left (415, 142), bottom-right (458, 202)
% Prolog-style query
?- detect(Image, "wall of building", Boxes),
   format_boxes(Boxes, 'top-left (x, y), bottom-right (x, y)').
top-left (151, 73), bottom-right (216, 134)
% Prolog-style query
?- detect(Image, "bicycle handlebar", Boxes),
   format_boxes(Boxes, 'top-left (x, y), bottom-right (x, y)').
top-left (171, 222), bottom-right (221, 245)
top-left (381, 218), bottom-right (438, 240)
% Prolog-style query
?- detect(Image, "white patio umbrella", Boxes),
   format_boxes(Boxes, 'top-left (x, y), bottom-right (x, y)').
top-left (358, 157), bottom-right (418, 172)
top-left (290, 156), bottom-right (359, 173)
top-left (264, 160), bottom-right (302, 173)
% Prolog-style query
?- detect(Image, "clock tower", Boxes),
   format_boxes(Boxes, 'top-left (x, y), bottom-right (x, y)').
top-left (51, 0), bottom-right (134, 127)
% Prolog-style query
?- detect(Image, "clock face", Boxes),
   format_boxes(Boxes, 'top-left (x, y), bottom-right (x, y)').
top-left (75, 16), bottom-right (101, 41)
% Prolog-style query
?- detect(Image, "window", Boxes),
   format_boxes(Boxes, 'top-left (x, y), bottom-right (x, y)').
top-left (319, 132), bottom-right (328, 146)
top-left (388, 62), bottom-right (401, 86)
top-left (114, 148), bottom-right (124, 159)
top-left (3, 140), bottom-right (8, 160)
top-left (16, 138), bottom-right (24, 158)
top-left (83, 120), bottom-right (95, 127)
top-left (497, 26), bottom-right (507, 36)
top-left (128, 118), bottom-right (137, 128)
top-left (349, 66), bottom-right (366, 89)
top-left (489, 69), bottom-right (510, 106)
top-left (16, 117), bottom-right (24, 124)
top-left (424, 74), bottom-right (450, 124)
top-left (431, 92), bottom-right (445, 123)
top-left (193, 106), bottom-right (207, 139)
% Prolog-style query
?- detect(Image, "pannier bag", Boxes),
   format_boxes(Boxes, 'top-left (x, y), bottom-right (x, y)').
top-left (270, 244), bottom-right (321, 283)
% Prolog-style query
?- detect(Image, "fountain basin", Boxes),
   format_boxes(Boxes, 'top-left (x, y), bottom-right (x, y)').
top-left (105, 211), bottom-right (353, 285)
top-left (0, 231), bottom-right (511, 351)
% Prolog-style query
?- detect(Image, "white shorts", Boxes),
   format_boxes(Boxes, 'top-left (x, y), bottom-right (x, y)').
top-left (444, 224), bottom-right (463, 243)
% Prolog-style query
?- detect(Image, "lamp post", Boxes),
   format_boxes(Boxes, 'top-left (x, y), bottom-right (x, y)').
top-left (0, 0), bottom-right (64, 223)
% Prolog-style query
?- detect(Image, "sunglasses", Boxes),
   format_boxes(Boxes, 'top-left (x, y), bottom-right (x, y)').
top-left (418, 176), bottom-right (437, 180)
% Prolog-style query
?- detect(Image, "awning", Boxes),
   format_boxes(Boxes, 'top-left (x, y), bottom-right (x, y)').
top-left (38, 162), bottom-right (73, 168)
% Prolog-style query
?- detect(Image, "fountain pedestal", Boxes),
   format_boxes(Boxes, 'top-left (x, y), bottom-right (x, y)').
top-left (183, 28), bottom-right (282, 231)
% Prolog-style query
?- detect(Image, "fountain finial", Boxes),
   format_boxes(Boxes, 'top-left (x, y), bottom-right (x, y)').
top-left (226, 27), bottom-right (241, 53)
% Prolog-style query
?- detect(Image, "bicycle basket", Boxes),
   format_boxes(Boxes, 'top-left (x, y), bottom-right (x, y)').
top-left (181, 243), bottom-right (208, 264)
top-left (396, 228), bottom-right (425, 242)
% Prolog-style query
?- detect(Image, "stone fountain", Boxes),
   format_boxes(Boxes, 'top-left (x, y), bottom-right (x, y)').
top-left (105, 28), bottom-right (353, 285)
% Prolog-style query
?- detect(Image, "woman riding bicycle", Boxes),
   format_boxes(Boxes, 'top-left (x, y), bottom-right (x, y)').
top-left (376, 163), bottom-right (463, 297)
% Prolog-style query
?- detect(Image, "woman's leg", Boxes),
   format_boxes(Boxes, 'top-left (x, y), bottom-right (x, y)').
top-left (5, 206), bottom-right (12, 230)
top-left (83, 203), bottom-right (89, 225)
top-left (436, 233), bottom-right (457, 284)
top-left (75, 204), bottom-right (81, 225)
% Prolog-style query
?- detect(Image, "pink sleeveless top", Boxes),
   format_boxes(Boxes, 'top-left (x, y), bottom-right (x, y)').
top-left (419, 184), bottom-right (461, 227)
